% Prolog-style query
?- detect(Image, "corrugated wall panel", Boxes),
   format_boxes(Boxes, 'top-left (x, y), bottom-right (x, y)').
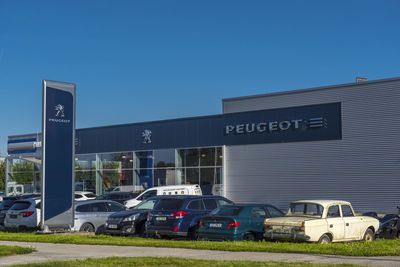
top-left (223, 79), bottom-right (400, 213)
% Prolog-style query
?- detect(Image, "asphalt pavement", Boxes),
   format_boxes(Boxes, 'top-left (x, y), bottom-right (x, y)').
top-left (1, 241), bottom-right (400, 266)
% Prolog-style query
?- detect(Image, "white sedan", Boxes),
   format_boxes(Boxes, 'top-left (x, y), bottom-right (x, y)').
top-left (264, 200), bottom-right (379, 243)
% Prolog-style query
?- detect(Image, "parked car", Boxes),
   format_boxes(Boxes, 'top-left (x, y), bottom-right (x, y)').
top-left (105, 197), bottom-right (158, 236)
top-left (124, 184), bottom-right (202, 209)
top-left (72, 200), bottom-right (126, 232)
top-left (264, 200), bottom-right (379, 243)
top-left (74, 191), bottom-right (97, 201)
top-left (4, 198), bottom-right (41, 230)
top-left (198, 204), bottom-right (284, 241)
top-left (0, 194), bottom-right (41, 226)
top-left (96, 192), bottom-right (139, 205)
top-left (146, 195), bottom-right (233, 239)
top-left (363, 212), bottom-right (400, 239)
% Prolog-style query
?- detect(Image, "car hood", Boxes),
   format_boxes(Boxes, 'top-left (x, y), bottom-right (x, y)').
top-left (109, 209), bottom-right (149, 219)
top-left (265, 216), bottom-right (319, 226)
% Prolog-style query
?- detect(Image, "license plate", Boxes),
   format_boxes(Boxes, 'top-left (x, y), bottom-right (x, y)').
top-left (108, 224), bottom-right (118, 229)
top-left (156, 216), bottom-right (167, 221)
top-left (209, 223), bottom-right (222, 228)
top-left (10, 215), bottom-right (17, 219)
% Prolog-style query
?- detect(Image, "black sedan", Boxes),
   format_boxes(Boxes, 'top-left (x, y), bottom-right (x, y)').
top-left (104, 197), bottom-right (157, 236)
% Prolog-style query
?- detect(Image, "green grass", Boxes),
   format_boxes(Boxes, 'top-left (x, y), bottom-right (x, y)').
top-left (0, 232), bottom-right (399, 257)
top-left (9, 257), bottom-right (361, 267)
top-left (0, 245), bottom-right (34, 257)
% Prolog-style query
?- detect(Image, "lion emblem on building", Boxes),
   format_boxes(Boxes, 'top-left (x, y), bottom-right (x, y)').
top-left (142, 129), bottom-right (152, 144)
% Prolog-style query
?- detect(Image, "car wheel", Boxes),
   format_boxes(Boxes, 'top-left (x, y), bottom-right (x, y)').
top-left (318, 234), bottom-right (332, 244)
top-left (80, 223), bottom-right (95, 233)
top-left (137, 223), bottom-right (146, 237)
top-left (243, 232), bottom-right (256, 241)
top-left (363, 228), bottom-right (375, 242)
top-left (188, 225), bottom-right (199, 240)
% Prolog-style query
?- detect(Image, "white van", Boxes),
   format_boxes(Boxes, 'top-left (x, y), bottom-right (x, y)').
top-left (124, 184), bottom-right (202, 208)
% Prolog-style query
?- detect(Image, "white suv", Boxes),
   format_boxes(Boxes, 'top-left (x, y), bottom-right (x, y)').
top-left (4, 198), bottom-right (41, 230)
top-left (124, 184), bottom-right (203, 208)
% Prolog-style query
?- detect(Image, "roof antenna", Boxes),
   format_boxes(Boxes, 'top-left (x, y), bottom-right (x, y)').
top-left (355, 77), bottom-right (368, 83)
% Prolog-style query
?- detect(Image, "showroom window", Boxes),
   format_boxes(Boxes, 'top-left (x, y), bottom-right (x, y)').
top-left (72, 146), bottom-right (223, 196)
top-left (98, 152), bottom-right (134, 194)
top-left (176, 147), bottom-right (223, 195)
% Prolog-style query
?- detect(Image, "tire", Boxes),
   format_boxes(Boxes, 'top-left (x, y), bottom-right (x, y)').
top-left (318, 234), bottom-right (332, 244)
top-left (188, 225), bottom-right (199, 240)
top-left (137, 223), bottom-right (146, 237)
top-left (363, 228), bottom-right (375, 242)
top-left (80, 222), bottom-right (95, 233)
top-left (243, 232), bottom-right (256, 241)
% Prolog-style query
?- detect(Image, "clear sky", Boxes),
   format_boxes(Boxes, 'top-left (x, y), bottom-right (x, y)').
top-left (0, 0), bottom-right (399, 155)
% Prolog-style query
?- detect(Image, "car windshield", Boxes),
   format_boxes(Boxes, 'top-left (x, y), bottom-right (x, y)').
top-left (210, 206), bottom-right (242, 216)
top-left (288, 203), bottom-right (324, 218)
top-left (134, 199), bottom-right (157, 210)
top-left (153, 199), bottom-right (184, 211)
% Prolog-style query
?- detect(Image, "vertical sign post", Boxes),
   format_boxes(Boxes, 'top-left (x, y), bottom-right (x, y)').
top-left (41, 80), bottom-right (76, 231)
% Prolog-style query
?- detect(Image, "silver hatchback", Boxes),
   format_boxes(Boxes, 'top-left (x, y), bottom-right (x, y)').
top-left (72, 200), bottom-right (126, 232)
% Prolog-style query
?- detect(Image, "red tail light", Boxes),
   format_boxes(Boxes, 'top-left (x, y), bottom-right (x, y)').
top-left (173, 225), bottom-right (179, 232)
top-left (227, 221), bottom-right (240, 229)
top-left (20, 211), bottom-right (34, 217)
top-left (171, 210), bottom-right (189, 219)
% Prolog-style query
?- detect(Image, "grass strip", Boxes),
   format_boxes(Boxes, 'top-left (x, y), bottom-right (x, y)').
top-left (0, 232), bottom-right (399, 257)
top-left (9, 256), bottom-right (361, 267)
top-left (0, 245), bottom-right (34, 257)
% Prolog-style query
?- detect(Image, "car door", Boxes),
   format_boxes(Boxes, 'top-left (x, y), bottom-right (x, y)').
top-left (90, 202), bottom-right (109, 228)
top-left (250, 206), bottom-right (267, 233)
top-left (341, 205), bottom-right (362, 240)
top-left (325, 205), bottom-right (345, 241)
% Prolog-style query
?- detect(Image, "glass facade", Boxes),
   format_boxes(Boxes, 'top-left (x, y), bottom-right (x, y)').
top-left (5, 146), bottom-right (224, 196)
top-left (77, 146), bottom-right (223, 195)
top-left (6, 158), bottom-right (41, 194)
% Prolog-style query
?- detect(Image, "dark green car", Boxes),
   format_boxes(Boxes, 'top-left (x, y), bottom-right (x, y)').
top-left (198, 204), bottom-right (283, 241)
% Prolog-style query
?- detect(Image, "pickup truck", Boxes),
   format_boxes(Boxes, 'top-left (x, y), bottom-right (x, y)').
top-left (264, 200), bottom-right (379, 243)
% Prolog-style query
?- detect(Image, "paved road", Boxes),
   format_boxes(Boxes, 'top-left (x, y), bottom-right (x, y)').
top-left (1, 241), bottom-right (400, 266)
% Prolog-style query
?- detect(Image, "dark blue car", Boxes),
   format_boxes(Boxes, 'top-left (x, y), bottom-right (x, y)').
top-left (146, 195), bottom-right (234, 239)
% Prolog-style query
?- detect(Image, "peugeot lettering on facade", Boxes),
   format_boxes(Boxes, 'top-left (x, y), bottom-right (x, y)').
top-left (225, 117), bottom-right (327, 135)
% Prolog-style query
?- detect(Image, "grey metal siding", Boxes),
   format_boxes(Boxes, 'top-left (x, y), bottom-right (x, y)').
top-left (223, 80), bottom-right (400, 213)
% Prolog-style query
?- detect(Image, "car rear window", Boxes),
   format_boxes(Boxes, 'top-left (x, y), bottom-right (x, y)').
top-left (210, 206), bottom-right (242, 216)
top-left (10, 201), bottom-right (32, 211)
top-left (84, 193), bottom-right (96, 198)
top-left (75, 194), bottom-right (83, 199)
top-left (154, 199), bottom-right (184, 210)
top-left (289, 203), bottom-right (324, 218)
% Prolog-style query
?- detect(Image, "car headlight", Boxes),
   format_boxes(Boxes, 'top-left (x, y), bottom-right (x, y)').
top-left (123, 214), bottom-right (139, 222)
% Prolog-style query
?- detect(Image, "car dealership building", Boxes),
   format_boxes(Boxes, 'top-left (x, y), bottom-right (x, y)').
top-left (6, 77), bottom-right (400, 213)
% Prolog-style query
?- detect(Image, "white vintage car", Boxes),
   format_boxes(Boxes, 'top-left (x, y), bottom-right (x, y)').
top-left (264, 200), bottom-right (379, 243)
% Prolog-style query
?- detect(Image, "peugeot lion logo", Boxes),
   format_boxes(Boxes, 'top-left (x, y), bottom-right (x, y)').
top-left (54, 104), bottom-right (65, 118)
top-left (142, 129), bottom-right (152, 144)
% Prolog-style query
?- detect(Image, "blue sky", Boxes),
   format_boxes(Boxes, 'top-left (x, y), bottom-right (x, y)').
top-left (0, 0), bottom-right (399, 155)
